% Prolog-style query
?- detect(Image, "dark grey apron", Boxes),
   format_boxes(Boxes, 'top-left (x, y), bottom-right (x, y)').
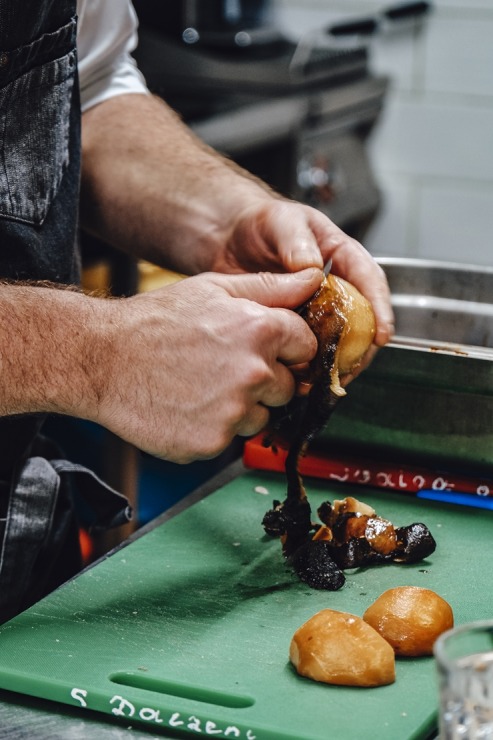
top-left (0, 1), bottom-right (131, 623)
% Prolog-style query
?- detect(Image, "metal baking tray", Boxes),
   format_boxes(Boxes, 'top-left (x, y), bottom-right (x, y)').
top-left (381, 257), bottom-right (493, 359)
top-left (317, 258), bottom-right (493, 476)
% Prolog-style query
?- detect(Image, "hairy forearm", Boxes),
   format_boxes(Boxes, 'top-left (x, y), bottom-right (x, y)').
top-left (0, 283), bottom-right (111, 419)
top-left (0, 271), bottom-right (324, 462)
top-left (80, 93), bottom-right (273, 275)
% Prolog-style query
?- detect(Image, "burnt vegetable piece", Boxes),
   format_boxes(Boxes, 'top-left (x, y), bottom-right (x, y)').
top-left (393, 523), bottom-right (437, 564)
top-left (315, 498), bottom-right (436, 569)
top-left (263, 494), bottom-right (437, 587)
top-left (290, 541), bottom-right (346, 590)
top-left (261, 497), bottom-right (312, 557)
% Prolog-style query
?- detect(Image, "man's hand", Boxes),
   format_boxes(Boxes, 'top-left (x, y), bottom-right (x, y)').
top-left (0, 270), bottom-right (323, 462)
top-left (211, 199), bottom-right (395, 348)
top-left (92, 268), bottom-right (322, 462)
top-left (81, 94), bottom-right (394, 348)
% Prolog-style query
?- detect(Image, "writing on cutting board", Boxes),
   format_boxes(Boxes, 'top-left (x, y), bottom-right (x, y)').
top-left (328, 467), bottom-right (489, 495)
top-left (70, 688), bottom-right (257, 738)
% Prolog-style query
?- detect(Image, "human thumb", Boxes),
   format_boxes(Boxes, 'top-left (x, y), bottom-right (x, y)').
top-left (211, 268), bottom-right (324, 310)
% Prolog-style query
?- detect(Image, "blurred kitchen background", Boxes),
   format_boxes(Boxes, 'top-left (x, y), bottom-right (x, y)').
top-left (130, 0), bottom-right (493, 266)
top-left (274, 0), bottom-right (493, 265)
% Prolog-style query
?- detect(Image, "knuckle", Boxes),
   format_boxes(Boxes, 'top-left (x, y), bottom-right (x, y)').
top-left (278, 373), bottom-right (296, 405)
top-left (305, 325), bottom-right (319, 358)
top-left (243, 361), bottom-right (273, 390)
top-left (238, 303), bottom-right (269, 342)
top-left (237, 406), bottom-right (270, 438)
top-left (196, 432), bottom-right (232, 460)
top-left (229, 397), bottom-right (252, 429)
top-left (291, 315), bottom-right (318, 359)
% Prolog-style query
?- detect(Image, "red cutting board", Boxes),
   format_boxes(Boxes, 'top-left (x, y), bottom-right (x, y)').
top-left (0, 469), bottom-right (490, 739)
top-left (243, 433), bottom-right (493, 496)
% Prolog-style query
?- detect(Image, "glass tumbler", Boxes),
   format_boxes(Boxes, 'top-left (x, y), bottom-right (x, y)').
top-left (434, 620), bottom-right (493, 739)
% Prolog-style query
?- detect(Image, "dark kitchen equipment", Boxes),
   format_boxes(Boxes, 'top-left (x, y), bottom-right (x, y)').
top-left (132, 2), bottom-right (432, 242)
top-left (133, 18), bottom-right (383, 242)
top-left (132, 0), bottom-right (278, 49)
top-left (0, 468), bottom-right (490, 739)
top-left (132, 1), bottom-right (431, 55)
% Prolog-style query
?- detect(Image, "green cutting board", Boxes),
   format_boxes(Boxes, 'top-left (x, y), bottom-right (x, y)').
top-left (0, 470), bottom-right (490, 740)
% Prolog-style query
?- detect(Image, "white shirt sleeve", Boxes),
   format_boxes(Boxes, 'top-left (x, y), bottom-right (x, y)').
top-left (77, 0), bottom-right (149, 112)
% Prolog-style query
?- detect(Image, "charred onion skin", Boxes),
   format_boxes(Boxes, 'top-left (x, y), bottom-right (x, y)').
top-left (263, 275), bottom-right (376, 585)
top-left (290, 541), bottom-right (346, 591)
top-left (263, 276), bottom-right (376, 570)
top-left (271, 275), bottom-right (366, 511)
top-left (262, 496), bottom-right (437, 589)
top-left (262, 497), bottom-right (312, 557)
top-left (262, 276), bottom-right (436, 588)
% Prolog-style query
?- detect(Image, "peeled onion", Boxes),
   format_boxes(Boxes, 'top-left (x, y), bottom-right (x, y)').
top-left (363, 586), bottom-right (454, 657)
top-left (290, 608), bottom-right (395, 687)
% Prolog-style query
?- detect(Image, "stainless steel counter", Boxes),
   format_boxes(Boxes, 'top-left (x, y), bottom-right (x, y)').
top-left (0, 688), bottom-right (165, 740)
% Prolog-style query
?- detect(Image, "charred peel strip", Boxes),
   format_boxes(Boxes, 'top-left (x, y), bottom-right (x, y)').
top-left (264, 276), bottom-right (350, 560)
top-left (261, 276), bottom-right (436, 589)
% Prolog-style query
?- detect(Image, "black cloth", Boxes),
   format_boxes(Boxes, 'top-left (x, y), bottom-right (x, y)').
top-left (0, 0), bottom-right (131, 623)
top-left (0, 3), bottom-right (80, 475)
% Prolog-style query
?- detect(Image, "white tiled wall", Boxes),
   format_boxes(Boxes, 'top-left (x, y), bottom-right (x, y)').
top-left (273, 0), bottom-right (493, 266)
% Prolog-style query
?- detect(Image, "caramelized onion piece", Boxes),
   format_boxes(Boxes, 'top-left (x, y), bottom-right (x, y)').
top-left (263, 495), bottom-right (437, 589)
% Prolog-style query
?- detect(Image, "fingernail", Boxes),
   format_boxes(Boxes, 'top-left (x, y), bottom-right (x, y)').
top-left (293, 267), bottom-right (324, 281)
top-left (289, 249), bottom-right (324, 270)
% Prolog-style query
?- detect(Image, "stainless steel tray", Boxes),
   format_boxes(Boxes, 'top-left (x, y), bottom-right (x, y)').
top-left (317, 258), bottom-right (493, 476)
top-left (379, 257), bottom-right (493, 358)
